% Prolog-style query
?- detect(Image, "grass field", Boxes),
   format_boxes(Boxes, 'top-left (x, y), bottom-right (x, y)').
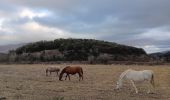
top-left (0, 64), bottom-right (170, 100)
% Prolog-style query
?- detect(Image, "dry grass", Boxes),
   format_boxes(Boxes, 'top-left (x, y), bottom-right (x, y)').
top-left (0, 64), bottom-right (170, 100)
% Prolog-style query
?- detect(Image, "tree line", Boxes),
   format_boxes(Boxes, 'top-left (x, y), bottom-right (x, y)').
top-left (7, 38), bottom-right (149, 63)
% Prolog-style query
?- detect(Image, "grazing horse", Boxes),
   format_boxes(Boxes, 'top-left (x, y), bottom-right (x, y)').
top-left (46, 66), bottom-right (60, 76)
top-left (115, 69), bottom-right (155, 93)
top-left (59, 66), bottom-right (83, 81)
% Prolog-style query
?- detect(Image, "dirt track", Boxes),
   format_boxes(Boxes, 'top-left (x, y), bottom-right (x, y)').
top-left (0, 64), bottom-right (170, 100)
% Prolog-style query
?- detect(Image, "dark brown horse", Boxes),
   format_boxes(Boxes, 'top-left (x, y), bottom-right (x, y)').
top-left (46, 66), bottom-right (60, 76)
top-left (59, 66), bottom-right (83, 81)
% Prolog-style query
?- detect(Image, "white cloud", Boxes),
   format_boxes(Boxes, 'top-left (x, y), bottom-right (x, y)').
top-left (21, 21), bottom-right (70, 37)
top-left (138, 45), bottom-right (161, 53)
top-left (0, 18), bottom-right (4, 30)
top-left (0, 20), bottom-right (96, 45)
top-left (0, 18), bottom-right (14, 33)
top-left (140, 26), bottom-right (170, 41)
top-left (137, 45), bottom-right (170, 54)
top-left (19, 8), bottom-right (51, 19)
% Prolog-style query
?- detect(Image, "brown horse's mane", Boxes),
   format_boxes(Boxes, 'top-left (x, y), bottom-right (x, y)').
top-left (60, 66), bottom-right (70, 73)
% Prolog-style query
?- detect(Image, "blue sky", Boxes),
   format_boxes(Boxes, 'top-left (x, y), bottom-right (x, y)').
top-left (0, 0), bottom-right (170, 53)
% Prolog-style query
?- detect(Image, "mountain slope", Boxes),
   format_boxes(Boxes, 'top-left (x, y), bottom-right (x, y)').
top-left (0, 53), bottom-right (8, 62)
top-left (0, 43), bottom-right (25, 53)
top-left (149, 51), bottom-right (170, 62)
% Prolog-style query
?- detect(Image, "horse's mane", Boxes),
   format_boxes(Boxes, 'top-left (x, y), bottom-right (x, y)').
top-left (60, 66), bottom-right (69, 73)
top-left (119, 69), bottom-right (132, 80)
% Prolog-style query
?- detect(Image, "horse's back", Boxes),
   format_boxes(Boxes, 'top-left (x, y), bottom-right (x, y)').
top-left (66, 66), bottom-right (82, 70)
top-left (142, 70), bottom-right (154, 79)
top-left (128, 69), bottom-right (153, 75)
top-left (47, 66), bottom-right (60, 71)
top-left (143, 70), bottom-right (153, 74)
top-left (64, 66), bottom-right (83, 74)
top-left (125, 69), bottom-right (154, 81)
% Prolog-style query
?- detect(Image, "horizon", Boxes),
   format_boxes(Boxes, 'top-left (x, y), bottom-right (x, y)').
top-left (0, 0), bottom-right (170, 53)
top-left (0, 38), bottom-right (168, 54)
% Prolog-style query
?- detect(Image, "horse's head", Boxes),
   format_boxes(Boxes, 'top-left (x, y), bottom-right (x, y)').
top-left (59, 74), bottom-right (63, 81)
top-left (115, 81), bottom-right (122, 90)
top-left (59, 71), bottom-right (64, 81)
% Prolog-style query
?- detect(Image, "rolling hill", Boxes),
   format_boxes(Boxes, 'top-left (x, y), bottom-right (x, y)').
top-left (149, 51), bottom-right (170, 62)
top-left (0, 43), bottom-right (25, 53)
top-left (7, 38), bottom-right (149, 63)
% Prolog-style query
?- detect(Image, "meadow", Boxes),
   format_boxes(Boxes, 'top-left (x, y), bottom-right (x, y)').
top-left (0, 64), bottom-right (170, 100)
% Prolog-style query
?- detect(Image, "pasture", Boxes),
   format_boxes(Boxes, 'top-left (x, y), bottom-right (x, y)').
top-left (0, 64), bottom-right (170, 100)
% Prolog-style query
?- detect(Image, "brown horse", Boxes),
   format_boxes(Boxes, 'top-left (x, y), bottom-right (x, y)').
top-left (46, 66), bottom-right (60, 76)
top-left (59, 66), bottom-right (83, 81)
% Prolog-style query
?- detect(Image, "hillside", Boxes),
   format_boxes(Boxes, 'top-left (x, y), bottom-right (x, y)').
top-left (149, 51), bottom-right (170, 62)
top-left (8, 38), bottom-right (149, 63)
top-left (0, 43), bottom-right (25, 53)
top-left (0, 53), bottom-right (8, 62)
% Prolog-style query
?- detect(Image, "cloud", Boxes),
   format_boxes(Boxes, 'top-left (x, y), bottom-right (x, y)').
top-left (19, 8), bottom-right (50, 19)
top-left (140, 26), bottom-right (170, 41)
top-left (0, 0), bottom-right (170, 53)
top-left (0, 20), bottom-right (97, 45)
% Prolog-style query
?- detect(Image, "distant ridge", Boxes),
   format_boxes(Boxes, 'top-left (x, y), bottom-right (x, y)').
top-left (0, 43), bottom-right (25, 53)
top-left (149, 51), bottom-right (170, 62)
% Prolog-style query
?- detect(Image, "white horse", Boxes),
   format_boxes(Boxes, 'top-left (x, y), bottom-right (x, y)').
top-left (115, 69), bottom-right (155, 93)
top-left (46, 66), bottom-right (60, 76)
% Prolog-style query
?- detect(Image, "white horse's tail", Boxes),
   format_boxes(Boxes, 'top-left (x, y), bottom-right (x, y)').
top-left (150, 74), bottom-right (155, 88)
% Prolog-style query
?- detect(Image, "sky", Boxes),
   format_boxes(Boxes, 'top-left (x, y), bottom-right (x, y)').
top-left (0, 0), bottom-right (170, 53)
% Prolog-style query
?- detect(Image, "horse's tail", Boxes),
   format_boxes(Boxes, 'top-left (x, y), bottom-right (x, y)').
top-left (46, 69), bottom-right (48, 76)
top-left (151, 74), bottom-right (155, 88)
top-left (80, 68), bottom-right (83, 80)
top-left (81, 68), bottom-right (83, 75)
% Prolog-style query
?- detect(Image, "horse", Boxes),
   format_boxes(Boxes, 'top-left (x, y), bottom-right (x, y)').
top-left (59, 66), bottom-right (83, 81)
top-left (115, 69), bottom-right (155, 94)
top-left (46, 66), bottom-right (60, 76)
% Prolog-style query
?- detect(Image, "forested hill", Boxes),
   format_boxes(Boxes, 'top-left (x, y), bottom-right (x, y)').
top-left (149, 51), bottom-right (170, 62)
top-left (9, 38), bottom-right (148, 62)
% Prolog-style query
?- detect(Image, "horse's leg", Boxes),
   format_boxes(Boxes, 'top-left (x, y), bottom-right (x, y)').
top-left (68, 74), bottom-right (71, 80)
top-left (80, 68), bottom-right (83, 80)
top-left (81, 72), bottom-right (83, 80)
top-left (148, 80), bottom-right (155, 93)
top-left (50, 71), bottom-right (51, 76)
top-left (46, 70), bottom-right (48, 76)
top-left (78, 72), bottom-right (83, 81)
top-left (130, 80), bottom-right (138, 93)
top-left (150, 77), bottom-right (155, 93)
top-left (56, 71), bottom-right (58, 76)
top-left (65, 74), bottom-right (68, 80)
top-left (78, 73), bottom-right (81, 81)
top-left (147, 81), bottom-right (151, 94)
